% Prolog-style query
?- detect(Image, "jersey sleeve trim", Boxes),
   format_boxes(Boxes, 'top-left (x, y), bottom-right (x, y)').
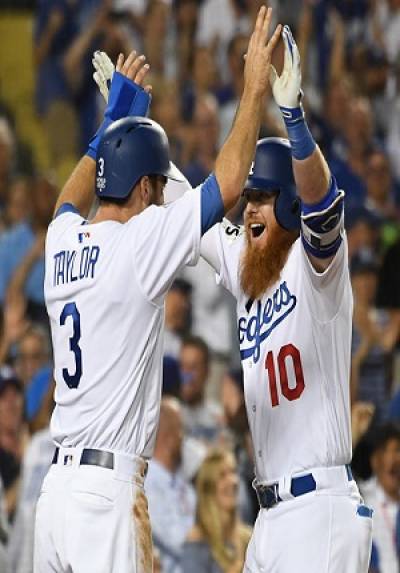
top-left (200, 174), bottom-right (224, 235)
top-left (54, 203), bottom-right (80, 219)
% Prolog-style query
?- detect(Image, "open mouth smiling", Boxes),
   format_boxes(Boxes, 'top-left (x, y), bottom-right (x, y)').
top-left (250, 223), bottom-right (266, 238)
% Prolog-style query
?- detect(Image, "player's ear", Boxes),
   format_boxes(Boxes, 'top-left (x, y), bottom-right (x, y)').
top-left (139, 176), bottom-right (151, 207)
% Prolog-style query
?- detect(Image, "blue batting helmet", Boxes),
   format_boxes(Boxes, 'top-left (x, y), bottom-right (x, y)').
top-left (95, 116), bottom-right (183, 200)
top-left (244, 138), bottom-right (301, 231)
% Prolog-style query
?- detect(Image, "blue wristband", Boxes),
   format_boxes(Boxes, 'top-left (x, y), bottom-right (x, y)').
top-left (280, 105), bottom-right (316, 161)
top-left (86, 71), bottom-right (152, 159)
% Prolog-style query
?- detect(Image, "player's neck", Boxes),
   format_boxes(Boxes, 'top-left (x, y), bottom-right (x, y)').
top-left (90, 203), bottom-right (143, 224)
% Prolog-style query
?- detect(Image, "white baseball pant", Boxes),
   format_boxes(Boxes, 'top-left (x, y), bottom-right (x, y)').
top-left (244, 467), bottom-right (372, 573)
top-left (34, 447), bottom-right (151, 573)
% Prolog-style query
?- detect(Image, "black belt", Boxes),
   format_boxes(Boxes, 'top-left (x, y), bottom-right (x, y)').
top-left (52, 448), bottom-right (114, 470)
top-left (254, 465), bottom-right (353, 510)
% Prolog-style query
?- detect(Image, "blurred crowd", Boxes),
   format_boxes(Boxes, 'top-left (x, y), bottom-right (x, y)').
top-left (1, 0), bottom-right (400, 572)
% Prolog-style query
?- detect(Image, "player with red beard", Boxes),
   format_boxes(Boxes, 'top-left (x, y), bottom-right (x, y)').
top-left (199, 25), bottom-right (373, 573)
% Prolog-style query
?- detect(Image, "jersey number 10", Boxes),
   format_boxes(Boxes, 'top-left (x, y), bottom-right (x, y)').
top-left (265, 343), bottom-right (305, 407)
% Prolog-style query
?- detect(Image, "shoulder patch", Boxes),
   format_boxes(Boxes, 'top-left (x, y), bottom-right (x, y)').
top-left (221, 218), bottom-right (243, 242)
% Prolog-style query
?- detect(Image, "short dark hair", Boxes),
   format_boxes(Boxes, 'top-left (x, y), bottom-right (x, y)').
top-left (370, 422), bottom-right (400, 454)
top-left (0, 366), bottom-right (23, 397)
top-left (182, 335), bottom-right (209, 364)
top-left (98, 174), bottom-right (166, 205)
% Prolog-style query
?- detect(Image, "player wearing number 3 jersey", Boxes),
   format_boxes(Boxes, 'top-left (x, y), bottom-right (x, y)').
top-left (34, 10), bottom-right (283, 573)
top-left (200, 27), bottom-right (372, 573)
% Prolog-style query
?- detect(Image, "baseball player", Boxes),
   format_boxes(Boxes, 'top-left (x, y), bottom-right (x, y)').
top-left (33, 8), bottom-right (282, 573)
top-left (198, 27), bottom-right (373, 572)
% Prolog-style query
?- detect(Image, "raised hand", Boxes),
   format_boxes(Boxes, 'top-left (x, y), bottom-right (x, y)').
top-left (243, 6), bottom-right (282, 99)
top-left (269, 25), bottom-right (302, 109)
top-left (93, 50), bottom-right (114, 103)
top-left (115, 51), bottom-right (152, 93)
top-left (92, 50), bottom-right (152, 104)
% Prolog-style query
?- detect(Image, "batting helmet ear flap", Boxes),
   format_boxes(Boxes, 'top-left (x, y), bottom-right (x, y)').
top-left (245, 138), bottom-right (301, 231)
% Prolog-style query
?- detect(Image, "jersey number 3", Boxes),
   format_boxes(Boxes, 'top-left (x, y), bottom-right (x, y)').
top-left (60, 302), bottom-right (82, 389)
top-left (265, 343), bottom-right (304, 407)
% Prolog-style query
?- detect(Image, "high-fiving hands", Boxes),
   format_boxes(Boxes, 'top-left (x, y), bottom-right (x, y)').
top-left (269, 25), bottom-right (302, 109)
top-left (92, 50), bottom-right (114, 103)
top-left (243, 6), bottom-right (282, 99)
top-left (92, 50), bottom-right (152, 104)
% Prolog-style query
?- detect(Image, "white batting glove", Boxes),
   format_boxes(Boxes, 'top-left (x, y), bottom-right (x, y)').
top-left (92, 51), bottom-right (115, 104)
top-left (269, 25), bottom-right (302, 109)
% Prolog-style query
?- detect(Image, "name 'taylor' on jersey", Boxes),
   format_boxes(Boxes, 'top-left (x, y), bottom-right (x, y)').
top-left (53, 246), bottom-right (100, 286)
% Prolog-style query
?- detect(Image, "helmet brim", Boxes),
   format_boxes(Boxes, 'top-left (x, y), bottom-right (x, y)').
top-left (166, 161), bottom-right (187, 182)
top-left (243, 175), bottom-right (282, 195)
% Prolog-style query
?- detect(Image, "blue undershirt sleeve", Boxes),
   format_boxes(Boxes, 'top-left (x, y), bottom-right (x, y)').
top-left (54, 203), bottom-right (80, 219)
top-left (200, 174), bottom-right (224, 235)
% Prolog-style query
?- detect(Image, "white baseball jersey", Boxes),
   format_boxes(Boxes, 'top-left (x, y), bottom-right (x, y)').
top-left (44, 189), bottom-right (201, 459)
top-left (201, 220), bottom-right (353, 483)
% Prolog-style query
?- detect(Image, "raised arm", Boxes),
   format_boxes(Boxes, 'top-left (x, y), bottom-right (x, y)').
top-left (92, 8), bottom-right (281, 215)
top-left (269, 26), bottom-right (343, 272)
top-left (215, 7), bottom-right (281, 212)
top-left (53, 51), bottom-right (152, 218)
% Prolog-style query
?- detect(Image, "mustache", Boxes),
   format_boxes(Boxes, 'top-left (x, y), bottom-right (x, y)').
top-left (240, 225), bottom-right (297, 300)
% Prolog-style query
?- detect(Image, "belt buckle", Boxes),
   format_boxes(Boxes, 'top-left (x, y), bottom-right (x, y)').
top-left (267, 483), bottom-right (280, 508)
top-left (256, 483), bottom-right (280, 509)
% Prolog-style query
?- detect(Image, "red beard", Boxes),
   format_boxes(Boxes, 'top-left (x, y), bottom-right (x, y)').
top-left (240, 224), bottom-right (297, 300)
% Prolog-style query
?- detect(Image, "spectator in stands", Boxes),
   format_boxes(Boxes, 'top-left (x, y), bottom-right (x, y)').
top-left (360, 423), bottom-right (400, 573)
top-left (376, 233), bottom-right (400, 316)
top-left (151, 79), bottom-right (190, 167)
top-left (33, 0), bottom-right (79, 170)
top-left (145, 398), bottom-right (196, 573)
top-left (364, 149), bottom-right (400, 249)
top-left (180, 336), bottom-right (223, 444)
top-left (1, 177), bottom-right (30, 234)
top-left (143, 0), bottom-right (170, 77)
top-left (196, 0), bottom-right (251, 85)
top-left (15, 325), bottom-right (51, 388)
top-left (0, 287), bottom-right (31, 367)
top-left (182, 247), bottom-right (236, 364)
top-left (330, 96), bottom-right (376, 209)
top-left (218, 33), bottom-right (248, 146)
top-left (0, 368), bottom-right (25, 455)
top-left (313, 78), bottom-right (353, 162)
top-left (0, 477), bottom-right (7, 573)
top-left (0, 367), bottom-right (26, 522)
top-left (366, 150), bottom-right (399, 216)
top-left (25, 369), bottom-right (53, 434)
top-left (184, 93), bottom-right (220, 187)
top-left (351, 401), bottom-right (376, 450)
top-left (181, 45), bottom-right (217, 122)
top-left (63, 1), bottom-right (133, 156)
top-left (175, 0), bottom-right (199, 84)
top-left (6, 425), bottom-right (53, 573)
top-left (182, 448), bottom-right (251, 573)
top-left (0, 118), bottom-right (16, 212)
top-left (7, 383), bottom-right (54, 573)
top-left (346, 205), bottom-right (381, 260)
top-left (221, 369), bottom-right (258, 524)
top-left (164, 278), bottom-right (192, 359)
top-left (350, 250), bottom-right (400, 422)
top-left (0, 174), bottom-right (57, 315)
